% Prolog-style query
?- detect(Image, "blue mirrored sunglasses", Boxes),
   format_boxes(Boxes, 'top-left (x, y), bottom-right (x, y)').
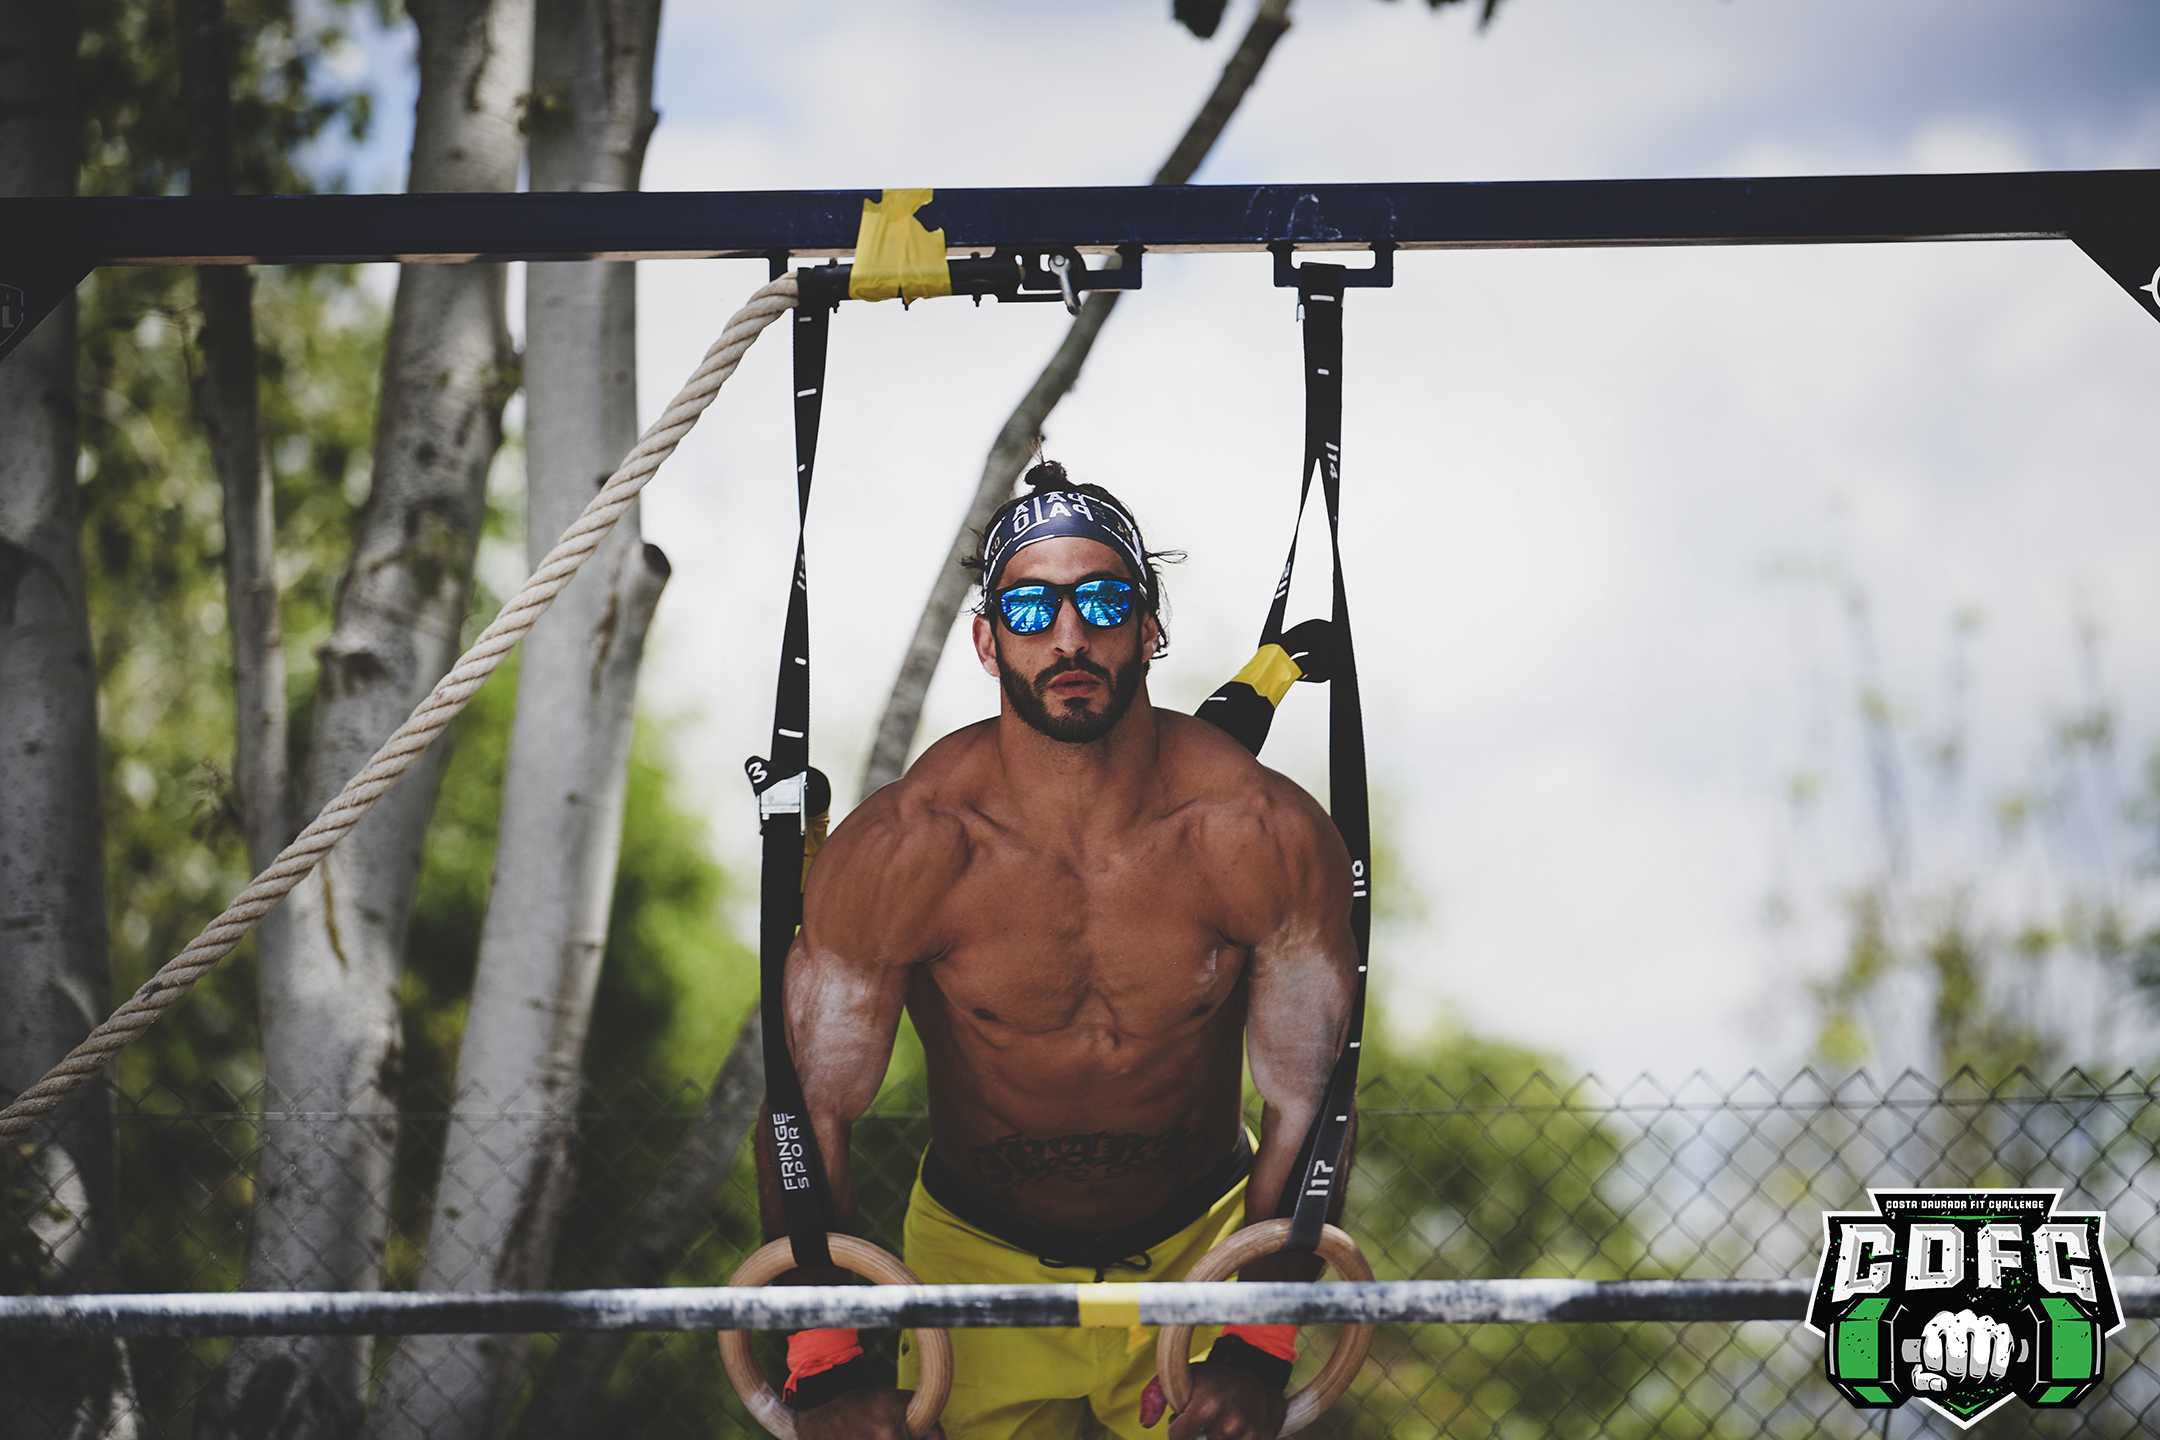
top-left (995, 577), bottom-right (1137, 636)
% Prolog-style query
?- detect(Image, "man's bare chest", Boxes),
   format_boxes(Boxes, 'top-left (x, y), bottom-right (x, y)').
top-left (928, 832), bottom-right (1247, 1039)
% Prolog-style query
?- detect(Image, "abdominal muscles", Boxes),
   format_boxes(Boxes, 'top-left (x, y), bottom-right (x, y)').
top-left (909, 957), bottom-right (1248, 1229)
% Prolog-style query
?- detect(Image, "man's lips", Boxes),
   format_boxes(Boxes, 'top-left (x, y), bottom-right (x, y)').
top-left (1044, 672), bottom-right (1102, 694)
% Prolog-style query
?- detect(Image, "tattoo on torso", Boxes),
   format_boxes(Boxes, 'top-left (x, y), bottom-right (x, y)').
top-left (971, 1129), bottom-right (1189, 1188)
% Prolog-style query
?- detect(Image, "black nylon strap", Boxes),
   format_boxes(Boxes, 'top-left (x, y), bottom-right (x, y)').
top-left (745, 288), bottom-right (838, 1271)
top-left (1269, 267), bottom-right (1372, 1252)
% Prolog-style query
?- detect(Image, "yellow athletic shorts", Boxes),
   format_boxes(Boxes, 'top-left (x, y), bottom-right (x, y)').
top-left (895, 1158), bottom-right (1247, 1440)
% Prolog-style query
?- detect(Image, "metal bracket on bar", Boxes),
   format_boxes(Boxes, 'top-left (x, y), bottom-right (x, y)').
top-left (788, 258), bottom-right (849, 311)
top-left (1272, 241), bottom-right (1396, 290)
top-left (0, 251), bottom-right (95, 365)
top-left (1011, 244), bottom-right (1144, 313)
top-left (789, 245), bottom-right (1144, 312)
top-left (2070, 228), bottom-right (2160, 329)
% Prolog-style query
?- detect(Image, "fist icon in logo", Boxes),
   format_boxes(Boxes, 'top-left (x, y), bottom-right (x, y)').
top-left (1906, 1309), bottom-right (2019, 1394)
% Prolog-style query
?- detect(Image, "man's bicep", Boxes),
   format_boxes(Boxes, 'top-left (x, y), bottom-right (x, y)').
top-left (782, 929), bottom-right (908, 1125)
top-left (784, 793), bottom-right (962, 1121)
top-left (787, 818), bottom-right (903, 1121)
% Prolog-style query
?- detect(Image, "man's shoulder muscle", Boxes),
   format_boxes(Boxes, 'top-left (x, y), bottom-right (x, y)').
top-left (1162, 715), bottom-right (1351, 941)
top-left (803, 766), bottom-right (973, 966)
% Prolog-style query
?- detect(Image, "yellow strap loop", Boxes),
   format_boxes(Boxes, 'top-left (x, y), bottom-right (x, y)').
top-left (849, 188), bottom-right (952, 304)
top-left (1230, 643), bottom-right (1303, 707)
top-left (801, 809), bottom-right (830, 890)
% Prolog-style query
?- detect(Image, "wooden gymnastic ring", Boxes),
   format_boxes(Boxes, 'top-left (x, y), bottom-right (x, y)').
top-left (717, 1235), bottom-right (952, 1439)
top-left (1154, 1220), bottom-right (1374, 1436)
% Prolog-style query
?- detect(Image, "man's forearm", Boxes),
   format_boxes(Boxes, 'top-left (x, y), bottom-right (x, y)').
top-left (751, 1093), bottom-right (858, 1280)
top-left (1238, 1108), bottom-right (1357, 1284)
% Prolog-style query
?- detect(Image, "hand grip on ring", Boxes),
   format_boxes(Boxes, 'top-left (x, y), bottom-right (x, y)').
top-left (717, 1236), bottom-right (953, 1439)
top-left (1153, 1220), bottom-right (1374, 1436)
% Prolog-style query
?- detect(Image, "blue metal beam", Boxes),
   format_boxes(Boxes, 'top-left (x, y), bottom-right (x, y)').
top-left (4, 170), bottom-right (2157, 361)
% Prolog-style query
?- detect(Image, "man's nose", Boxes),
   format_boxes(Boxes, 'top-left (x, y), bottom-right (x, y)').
top-left (1049, 598), bottom-right (1091, 652)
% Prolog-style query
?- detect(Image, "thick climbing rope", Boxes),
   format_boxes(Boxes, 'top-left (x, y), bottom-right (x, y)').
top-left (0, 274), bottom-right (801, 1143)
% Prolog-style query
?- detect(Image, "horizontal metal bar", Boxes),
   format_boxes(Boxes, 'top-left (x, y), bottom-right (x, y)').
top-left (4, 170), bottom-right (2154, 269)
top-left (1, 1278), bottom-right (2154, 1339)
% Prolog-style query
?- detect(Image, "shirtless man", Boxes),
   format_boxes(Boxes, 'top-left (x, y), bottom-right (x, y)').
top-left (758, 465), bottom-right (1359, 1440)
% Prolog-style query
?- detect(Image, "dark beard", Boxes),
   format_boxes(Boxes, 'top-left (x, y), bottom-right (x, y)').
top-left (996, 638), bottom-right (1145, 745)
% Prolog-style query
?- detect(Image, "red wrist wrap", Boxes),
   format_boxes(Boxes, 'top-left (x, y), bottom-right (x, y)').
top-left (783, 1328), bottom-right (864, 1397)
top-left (1222, 1323), bottom-right (1298, 1363)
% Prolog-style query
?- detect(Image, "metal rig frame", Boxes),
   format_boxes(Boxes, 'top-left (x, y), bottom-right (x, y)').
top-left (3, 169), bottom-right (2158, 364)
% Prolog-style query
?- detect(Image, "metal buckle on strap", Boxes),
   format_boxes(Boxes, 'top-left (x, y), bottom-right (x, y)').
top-left (754, 770), bottom-right (807, 820)
top-left (744, 752), bottom-right (803, 811)
top-left (745, 757), bottom-right (831, 825)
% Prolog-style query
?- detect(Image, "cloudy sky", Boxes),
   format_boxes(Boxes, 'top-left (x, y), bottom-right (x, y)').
top-left (329, 0), bottom-right (2160, 1079)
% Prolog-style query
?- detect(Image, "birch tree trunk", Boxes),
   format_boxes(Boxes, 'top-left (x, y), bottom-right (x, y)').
top-left (181, 0), bottom-right (291, 876)
top-left (365, 3), bottom-right (666, 1436)
top-left (857, 0), bottom-right (1295, 796)
top-left (203, 2), bottom-right (533, 1435)
top-left (0, 10), bottom-right (137, 1436)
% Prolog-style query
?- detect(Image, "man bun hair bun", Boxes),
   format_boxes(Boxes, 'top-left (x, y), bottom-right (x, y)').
top-left (1021, 459), bottom-right (1071, 491)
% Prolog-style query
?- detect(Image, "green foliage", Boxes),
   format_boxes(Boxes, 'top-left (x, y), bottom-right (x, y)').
top-left (0, 1140), bottom-right (71, 1295)
top-left (90, 262), bottom-right (382, 1108)
top-left (1325, 1026), bottom-right (1696, 1439)
top-left (78, 0), bottom-right (372, 198)
top-left (591, 720), bottom-right (759, 1101)
top-left (1786, 586), bottom-right (2160, 1080)
top-left (78, 0), bottom-right (388, 1112)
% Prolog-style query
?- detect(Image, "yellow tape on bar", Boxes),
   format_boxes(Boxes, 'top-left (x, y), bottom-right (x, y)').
top-left (1230, 643), bottom-right (1303, 707)
top-left (848, 188), bottom-right (952, 303)
top-left (1074, 1283), bottom-right (1143, 1329)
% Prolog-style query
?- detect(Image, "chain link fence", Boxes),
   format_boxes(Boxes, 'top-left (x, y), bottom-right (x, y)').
top-left (5, 1068), bottom-right (2155, 1437)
